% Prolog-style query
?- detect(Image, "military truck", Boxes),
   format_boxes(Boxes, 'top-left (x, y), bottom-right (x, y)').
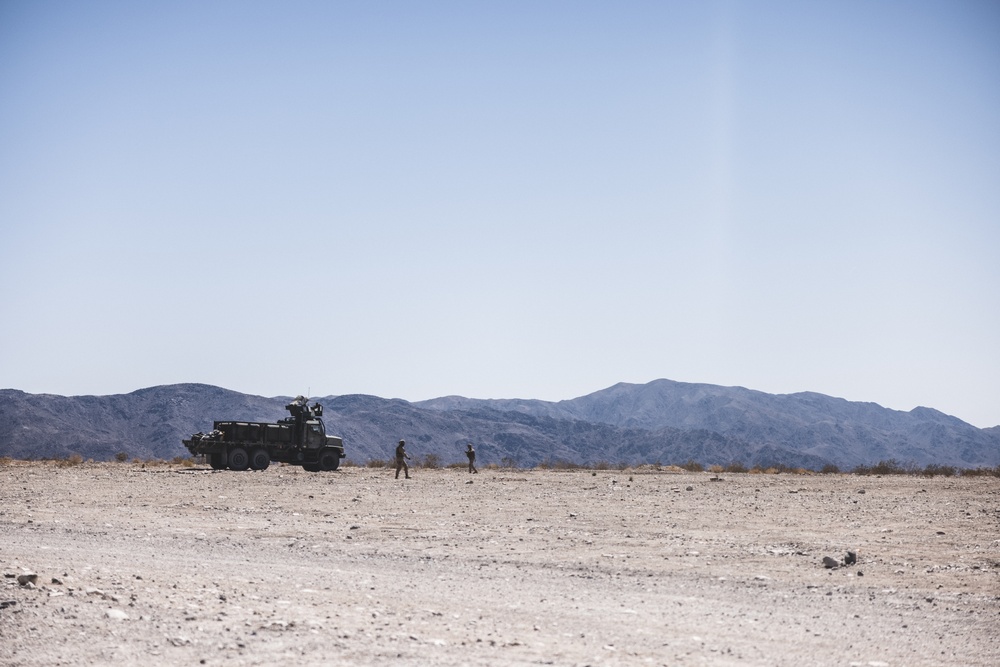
top-left (182, 396), bottom-right (345, 472)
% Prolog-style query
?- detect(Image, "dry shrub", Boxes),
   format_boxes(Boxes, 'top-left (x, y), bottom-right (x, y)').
top-left (959, 466), bottom-right (1000, 478)
top-left (56, 454), bottom-right (84, 468)
top-left (538, 459), bottom-right (584, 470)
top-left (366, 459), bottom-right (389, 468)
top-left (419, 453), bottom-right (442, 469)
top-left (0, 456), bottom-right (12, 466)
top-left (708, 464), bottom-right (724, 473)
top-left (678, 460), bottom-right (704, 472)
top-left (853, 459), bottom-right (912, 476)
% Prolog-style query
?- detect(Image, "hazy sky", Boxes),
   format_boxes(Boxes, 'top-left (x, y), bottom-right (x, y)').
top-left (2, 1), bottom-right (998, 427)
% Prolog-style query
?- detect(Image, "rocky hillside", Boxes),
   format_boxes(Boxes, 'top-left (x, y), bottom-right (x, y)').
top-left (1, 380), bottom-right (997, 470)
top-left (417, 380), bottom-right (1000, 470)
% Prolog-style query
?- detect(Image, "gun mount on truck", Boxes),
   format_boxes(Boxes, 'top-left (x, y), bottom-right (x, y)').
top-left (182, 396), bottom-right (345, 472)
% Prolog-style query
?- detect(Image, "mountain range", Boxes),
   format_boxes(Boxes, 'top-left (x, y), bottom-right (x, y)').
top-left (1, 380), bottom-right (997, 470)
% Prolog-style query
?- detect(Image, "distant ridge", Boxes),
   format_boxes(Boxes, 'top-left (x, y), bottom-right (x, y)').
top-left (1, 380), bottom-right (997, 469)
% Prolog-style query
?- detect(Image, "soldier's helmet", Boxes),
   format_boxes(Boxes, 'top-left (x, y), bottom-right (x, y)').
top-left (399, 439), bottom-right (405, 445)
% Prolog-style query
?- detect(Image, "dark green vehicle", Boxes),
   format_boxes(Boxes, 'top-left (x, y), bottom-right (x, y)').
top-left (182, 396), bottom-right (345, 472)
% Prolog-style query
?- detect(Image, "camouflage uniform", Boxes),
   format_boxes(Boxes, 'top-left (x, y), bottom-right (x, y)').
top-left (395, 440), bottom-right (410, 479)
top-left (466, 444), bottom-right (478, 474)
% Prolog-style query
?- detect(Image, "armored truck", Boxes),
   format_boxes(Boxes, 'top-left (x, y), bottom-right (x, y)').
top-left (183, 396), bottom-right (345, 472)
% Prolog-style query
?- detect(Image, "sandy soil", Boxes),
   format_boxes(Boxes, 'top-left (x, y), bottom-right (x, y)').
top-left (1, 461), bottom-right (998, 666)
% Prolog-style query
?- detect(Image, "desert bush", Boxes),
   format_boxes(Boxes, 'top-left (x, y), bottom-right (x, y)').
top-left (853, 459), bottom-right (915, 475)
top-left (724, 461), bottom-right (748, 473)
top-left (0, 456), bottom-right (12, 466)
top-left (708, 464), bottom-right (724, 473)
top-left (446, 462), bottom-right (466, 469)
top-left (420, 453), bottom-right (442, 469)
top-left (959, 466), bottom-right (1000, 478)
top-left (340, 459), bottom-right (359, 467)
top-left (677, 460), bottom-right (703, 472)
top-left (499, 456), bottom-right (519, 469)
top-left (820, 463), bottom-right (841, 474)
top-left (549, 459), bottom-right (585, 470)
top-left (115, 451), bottom-right (129, 463)
top-left (593, 460), bottom-right (610, 470)
top-left (871, 459), bottom-right (900, 475)
top-left (921, 464), bottom-right (956, 477)
top-left (366, 459), bottom-right (389, 468)
top-left (56, 454), bottom-right (84, 468)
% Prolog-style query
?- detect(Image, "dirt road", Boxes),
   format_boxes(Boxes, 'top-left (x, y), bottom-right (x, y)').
top-left (2, 462), bottom-right (998, 666)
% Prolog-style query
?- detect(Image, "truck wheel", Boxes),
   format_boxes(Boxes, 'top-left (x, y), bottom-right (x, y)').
top-left (209, 452), bottom-right (227, 470)
top-left (228, 447), bottom-right (249, 471)
top-left (302, 463), bottom-right (321, 472)
top-left (249, 447), bottom-right (270, 471)
top-left (319, 450), bottom-right (340, 471)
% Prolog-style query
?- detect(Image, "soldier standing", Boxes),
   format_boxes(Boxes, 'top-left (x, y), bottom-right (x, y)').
top-left (395, 439), bottom-right (411, 479)
top-left (466, 443), bottom-right (478, 474)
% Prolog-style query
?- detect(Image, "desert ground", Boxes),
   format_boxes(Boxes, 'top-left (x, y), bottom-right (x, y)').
top-left (1, 461), bottom-right (998, 666)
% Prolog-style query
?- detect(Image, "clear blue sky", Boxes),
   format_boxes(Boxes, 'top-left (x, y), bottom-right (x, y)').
top-left (2, 1), bottom-right (998, 427)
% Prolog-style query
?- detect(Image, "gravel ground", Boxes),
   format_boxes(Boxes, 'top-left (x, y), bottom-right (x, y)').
top-left (2, 461), bottom-right (998, 666)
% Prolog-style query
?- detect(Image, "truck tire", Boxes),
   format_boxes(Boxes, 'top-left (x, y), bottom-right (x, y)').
top-left (319, 450), bottom-right (340, 471)
top-left (249, 447), bottom-right (270, 471)
top-left (209, 452), bottom-right (227, 470)
top-left (228, 447), bottom-right (250, 471)
top-left (302, 463), bottom-right (321, 472)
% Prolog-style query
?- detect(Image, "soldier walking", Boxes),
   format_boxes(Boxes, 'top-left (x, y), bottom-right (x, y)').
top-left (465, 443), bottom-right (478, 474)
top-left (395, 439), bottom-right (411, 479)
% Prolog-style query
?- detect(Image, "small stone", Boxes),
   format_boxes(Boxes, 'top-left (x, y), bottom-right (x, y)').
top-left (0, 600), bottom-right (17, 610)
top-left (686, 486), bottom-right (694, 491)
top-left (16, 573), bottom-right (38, 586)
top-left (51, 577), bottom-right (63, 585)
top-left (857, 489), bottom-right (866, 494)
top-left (822, 556), bottom-right (840, 569)
top-left (105, 608), bottom-right (129, 620)
top-left (845, 551), bottom-right (858, 565)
